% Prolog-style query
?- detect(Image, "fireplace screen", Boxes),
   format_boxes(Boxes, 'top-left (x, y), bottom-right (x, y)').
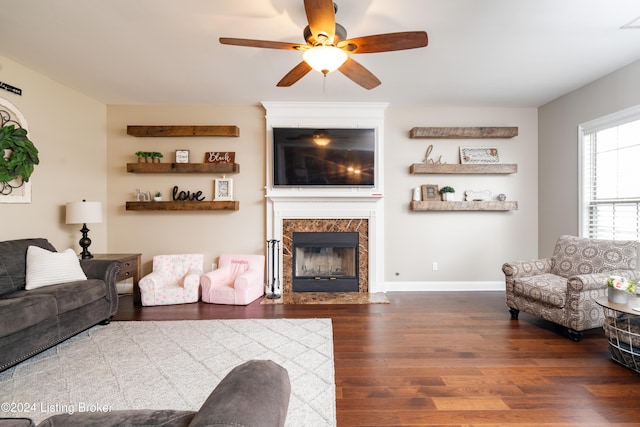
top-left (292, 232), bottom-right (359, 292)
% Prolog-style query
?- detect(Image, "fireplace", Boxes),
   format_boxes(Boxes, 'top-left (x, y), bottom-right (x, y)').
top-left (292, 232), bottom-right (359, 292)
top-left (263, 101), bottom-right (387, 295)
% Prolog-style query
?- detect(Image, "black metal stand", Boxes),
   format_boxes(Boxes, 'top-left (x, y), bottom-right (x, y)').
top-left (78, 223), bottom-right (94, 259)
top-left (266, 239), bottom-right (281, 299)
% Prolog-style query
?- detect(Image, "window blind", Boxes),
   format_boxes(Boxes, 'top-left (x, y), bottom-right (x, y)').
top-left (581, 112), bottom-right (640, 240)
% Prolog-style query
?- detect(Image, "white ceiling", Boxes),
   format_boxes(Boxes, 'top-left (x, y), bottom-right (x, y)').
top-left (1, 0), bottom-right (639, 107)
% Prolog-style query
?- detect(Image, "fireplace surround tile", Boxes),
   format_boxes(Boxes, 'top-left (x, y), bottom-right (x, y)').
top-left (282, 219), bottom-right (368, 294)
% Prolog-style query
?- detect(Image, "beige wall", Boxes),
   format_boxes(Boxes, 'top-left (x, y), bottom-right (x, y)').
top-left (384, 106), bottom-right (538, 288)
top-left (107, 104), bottom-right (538, 286)
top-left (538, 59), bottom-right (640, 256)
top-left (0, 56), bottom-right (107, 252)
top-left (106, 105), bottom-right (266, 274)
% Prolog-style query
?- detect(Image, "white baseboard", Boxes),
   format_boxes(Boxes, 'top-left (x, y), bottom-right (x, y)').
top-left (384, 281), bottom-right (505, 292)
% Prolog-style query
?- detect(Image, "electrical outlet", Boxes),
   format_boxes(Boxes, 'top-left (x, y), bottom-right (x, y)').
top-left (432, 262), bottom-right (438, 271)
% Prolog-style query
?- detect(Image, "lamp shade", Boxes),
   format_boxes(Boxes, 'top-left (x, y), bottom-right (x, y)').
top-left (303, 46), bottom-right (348, 74)
top-left (65, 201), bottom-right (103, 224)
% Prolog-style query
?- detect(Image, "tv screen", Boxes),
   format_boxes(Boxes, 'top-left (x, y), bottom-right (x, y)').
top-left (273, 128), bottom-right (375, 187)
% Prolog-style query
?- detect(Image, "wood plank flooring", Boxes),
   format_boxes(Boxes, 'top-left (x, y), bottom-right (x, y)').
top-left (113, 291), bottom-right (640, 426)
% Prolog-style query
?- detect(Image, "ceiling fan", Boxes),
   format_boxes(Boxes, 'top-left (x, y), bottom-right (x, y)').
top-left (219, 0), bottom-right (428, 90)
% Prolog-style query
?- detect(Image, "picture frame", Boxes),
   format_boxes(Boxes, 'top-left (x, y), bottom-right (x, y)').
top-left (459, 147), bottom-right (500, 164)
top-left (214, 177), bottom-right (233, 201)
top-left (421, 184), bottom-right (439, 201)
top-left (175, 149), bottom-right (190, 163)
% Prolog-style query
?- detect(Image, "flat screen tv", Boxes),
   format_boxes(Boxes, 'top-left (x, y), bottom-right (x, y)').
top-left (273, 127), bottom-right (376, 187)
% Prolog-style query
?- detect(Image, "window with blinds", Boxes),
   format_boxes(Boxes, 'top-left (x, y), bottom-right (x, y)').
top-left (580, 106), bottom-right (640, 240)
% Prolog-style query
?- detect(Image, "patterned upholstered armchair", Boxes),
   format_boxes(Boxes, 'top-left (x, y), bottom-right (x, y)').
top-left (139, 254), bottom-right (204, 306)
top-left (503, 235), bottom-right (639, 340)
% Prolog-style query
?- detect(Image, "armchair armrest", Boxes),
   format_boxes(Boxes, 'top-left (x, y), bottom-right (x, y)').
top-left (502, 258), bottom-right (553, 278)
top-left (200, 268), bottom-right (231, 288)
top-left (235, 268), bottom-right (264, 292)
top-left (568, 270), bottom-right (638, 292)
top-left (183, 268), bottom-right (203, 291)
top-left (139, 271), bottom-right (170, 292)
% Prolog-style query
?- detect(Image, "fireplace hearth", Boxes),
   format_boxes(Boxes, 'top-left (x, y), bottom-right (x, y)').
top-left (292, 232), bottom-right (359, 292)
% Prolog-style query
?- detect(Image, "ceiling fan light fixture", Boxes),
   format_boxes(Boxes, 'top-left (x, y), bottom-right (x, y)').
top-left (303, 45), bottom-right (348, 75)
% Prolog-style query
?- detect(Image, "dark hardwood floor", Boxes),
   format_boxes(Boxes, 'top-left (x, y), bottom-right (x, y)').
top-left (113, 292), bottom-right (640, 426)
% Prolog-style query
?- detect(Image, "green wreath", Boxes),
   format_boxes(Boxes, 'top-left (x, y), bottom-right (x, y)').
top-left (0, 124), bottom-right (39, 183)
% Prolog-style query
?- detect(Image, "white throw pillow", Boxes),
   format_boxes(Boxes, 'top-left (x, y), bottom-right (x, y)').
top-left (25, 246), bottom-right (87, 290)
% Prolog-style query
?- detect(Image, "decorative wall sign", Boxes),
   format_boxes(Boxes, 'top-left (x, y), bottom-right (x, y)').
top-left (460, 147), bottom-right (499, 164)
top-left (204, 151), bottom-right (235, 163)
top-left (175, 150), bottom-right (190, 163)
top-left (214, 177), bottom-right (233, 201)
top-left (0, 98), bottom-right (32, 203)
top-left (0, 82), bottom-right (22, 96)
top-left (422, 144), bottom-right (445, 164)
top-left (172, 185), bottom-right (205, 201)
top-left (421, 184), bottom-right (439, 201)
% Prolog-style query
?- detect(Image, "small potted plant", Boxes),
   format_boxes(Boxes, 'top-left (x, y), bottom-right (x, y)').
top-left (607, 275), bottom-right (636, 304)
top-left (151, 152), bottom-right (163, 163)
top-left (135, 151), bottom-right (149, 163)
top-left (154, 191), bottom-right (162, 202)
top-left (439, 186), bottom-right (455, 201)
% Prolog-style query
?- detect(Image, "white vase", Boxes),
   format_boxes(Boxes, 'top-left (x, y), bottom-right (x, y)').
top-left (608, 287), bottom-right (629, 304)
top-left (154, 196), bottom-right (162, 202)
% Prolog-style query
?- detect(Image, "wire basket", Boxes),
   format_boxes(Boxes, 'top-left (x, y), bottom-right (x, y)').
top-left (602, 306), bottom-right (640, 373)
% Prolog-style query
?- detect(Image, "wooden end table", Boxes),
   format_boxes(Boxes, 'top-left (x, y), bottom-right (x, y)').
top-left (595, 295), bottom-right (640, 373)
top-left (92, 253), bottom-right (142, 305)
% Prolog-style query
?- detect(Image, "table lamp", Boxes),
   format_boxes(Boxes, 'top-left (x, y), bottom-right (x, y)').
top-left (65, 200), bottom-right (103, 259)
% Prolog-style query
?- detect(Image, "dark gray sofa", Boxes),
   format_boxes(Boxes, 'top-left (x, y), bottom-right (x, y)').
top-left (0, 360), bottom-right (291, 427)
top-left (0, 238), bottom-right (120, 372)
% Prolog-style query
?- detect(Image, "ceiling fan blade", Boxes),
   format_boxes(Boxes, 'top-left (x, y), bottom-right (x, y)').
top-left (338, 57), bottom-right (381, 90)
top-left (304, 0), bottom-right (336, 43)
top-left (219, 37), bottom-right (305, 51)
top-left (338, 31), bottom-right (428, 54)
top-left (277, 62), bottom-right (313, 87)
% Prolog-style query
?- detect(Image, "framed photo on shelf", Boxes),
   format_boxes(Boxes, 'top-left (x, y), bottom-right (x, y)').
top-left (421, 184), bottom-right (439, 201)
top-left (214, 177), bottom-right (233, 201)
top-left (175, 150), bottom-right (190, 163)
top-left (460, 147), bottom-right (499, 164)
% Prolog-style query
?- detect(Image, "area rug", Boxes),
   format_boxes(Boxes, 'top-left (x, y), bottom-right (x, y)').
top-left (0, 319), bottom-right (336, 426)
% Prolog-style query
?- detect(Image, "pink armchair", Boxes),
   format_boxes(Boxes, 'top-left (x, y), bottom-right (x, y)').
top-left (139, 254), bottom-right (204, 306)
top-left (200, 254), bottom-right (265, 305)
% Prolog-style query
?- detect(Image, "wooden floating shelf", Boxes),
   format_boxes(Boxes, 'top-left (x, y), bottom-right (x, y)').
top-left (410, 163), bottom-right (517, 174)
top-left (126, 201), bottom-right (239, 211)
top-left (127, 163), bottom-right (239, 174)
top-left (127, 125), bottom-right (239, 137)
top-left (409, 127), bottom-right (518, 139)
top-left (410, 201), bottom-right (518, 211)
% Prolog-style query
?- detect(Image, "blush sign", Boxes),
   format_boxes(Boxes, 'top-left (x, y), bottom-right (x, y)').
top-left (205, 152), bottom-right (235, 163)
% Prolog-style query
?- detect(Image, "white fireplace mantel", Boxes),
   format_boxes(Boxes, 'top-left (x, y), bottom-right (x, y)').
top-left (262, 102), bottom-right (387, 293)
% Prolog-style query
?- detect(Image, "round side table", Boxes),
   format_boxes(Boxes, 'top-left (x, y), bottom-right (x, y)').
top-left (595, 295), bottom-right (640, 373)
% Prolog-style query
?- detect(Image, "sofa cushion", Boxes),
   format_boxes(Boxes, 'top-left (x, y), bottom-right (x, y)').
top-left (21, 279), bottom-right (107, 315)
top-left (0, 294), bottom-right (57, 336)
top-left (0, 238), bottom-right (56, 297)
top-left (25, 246), bottom-right (87, 290)
top-left (512, 273), bottom-right (567, 308)
top-left (550, 235), bottom-right (638, 278)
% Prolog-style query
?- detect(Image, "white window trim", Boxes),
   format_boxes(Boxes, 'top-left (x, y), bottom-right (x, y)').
top-left (578, 104), bottom-right (640, 238)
